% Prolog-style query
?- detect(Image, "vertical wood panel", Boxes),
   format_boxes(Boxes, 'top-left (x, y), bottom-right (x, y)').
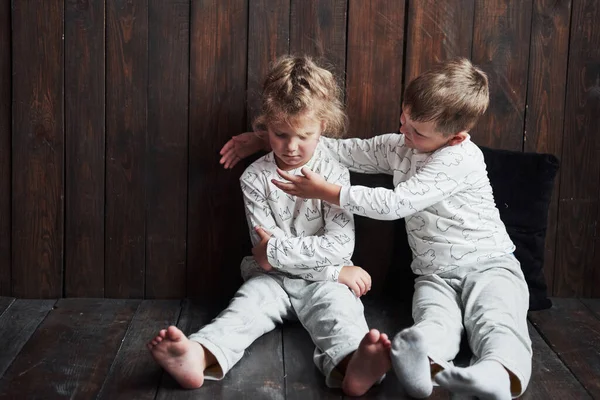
top-left (471, 0), bottom-right (533, 150)
top-left (247, 0), bottom-right (290, 126)
top-left (346, 0), bottom-right (405, 139)
top-left (65, 0), bottom-right (106, 297)
top-left (554, 202), bottom-right (598, 297)
top-left (188, 0), bottom-right (248, 299)
top-left (105, 0), bottom-right (148, 298)
top-left (524, 0), bottom-right (572, 295)
top-left (145, 0), bottom-right (189, 299)
top-left (12, 1), bottom-right (64, 298)
top-left (404, 0), bottom-right (474, 84)
top-left (555, 0), bottom-right (600, 297)
top-left (346, 0), bottom-right (405, 296)
top-left (290, 0), bottom-right (347, 90)
top-left (0, 1), bottom-right (10, 295)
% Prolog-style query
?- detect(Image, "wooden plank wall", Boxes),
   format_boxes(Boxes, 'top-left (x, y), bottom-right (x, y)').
top-left (0, 0), bottom-right (598, 299)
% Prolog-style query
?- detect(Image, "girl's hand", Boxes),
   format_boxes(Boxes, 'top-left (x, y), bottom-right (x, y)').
top-left (219, 131), bottom-right (270, 169)
top-left (338, 266), bottom-right (372, 297)
top-left (252, 226), bottom-right (273, 271)
top-left (272, 167), bottom-right (342, 205)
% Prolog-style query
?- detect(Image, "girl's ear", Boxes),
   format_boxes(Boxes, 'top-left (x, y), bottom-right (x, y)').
top-left (320, 120), bottom-right (327, 133)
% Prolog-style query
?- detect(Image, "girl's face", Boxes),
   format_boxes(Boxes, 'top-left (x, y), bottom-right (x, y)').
top-left (267, 111), bottom-right (324, 171)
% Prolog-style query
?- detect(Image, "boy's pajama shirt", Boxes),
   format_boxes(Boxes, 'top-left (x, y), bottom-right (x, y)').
top-left (321, 134), bottom-right (532, 396)
top-left (189, 143), bottom-right (368, 388)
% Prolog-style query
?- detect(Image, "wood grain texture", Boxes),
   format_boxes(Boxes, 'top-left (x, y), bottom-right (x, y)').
top-left (346, 0), bottom-right (405, 139)
top-left (359, 298), bottom-right (453, 400)
top-left (554, 201), bottom-right (598, 296)
top-left (0, 299), bottom-right (55, 379)
top-left (471, 0), bottom-right (533, 150)
top-left (346, 0), bottom-right (406, 298)
top-left (247, 0), bottom-right (290, 127)
top-left (155, 298), bottom-right (286, 400)
top-left (11, 0), bottom-right (64, 298)
top-left (0, 299), bottom-right (597, 398)
top-left (528, 298), bottom-right (600, 397)
top-left (0, 297), bottom-right (14, 316)
top-left (283, 322), bottom-right (342, 400)
top-left (187, 0), bottom-right (249, 299)
top-left (404, 0), bottom-right (474, 84)
top-left (0, 299), bottom-right (139, 398)
top-left (524, 0), bottom-right (572, 295)
top-left (554, 0), bottom-right (600, 297)
top-left (145, 0), bottom-right (190, 299)
top-left (0, 0), bottom-right (10, 296)
top-left (525, 320), bottom-right (591, 399)
top-left (290, 0), bottom-right (347, 91)
top-left (97, 300), bottom-right (181, 400)
top-left (64, 0), bottom-right (106, 297)
top-left (581, 298), bottom-right (600, 320)
top-left (105, 0), bottom-right (149, 298)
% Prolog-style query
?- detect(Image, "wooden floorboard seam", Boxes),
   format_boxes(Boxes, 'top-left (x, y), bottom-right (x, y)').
top-left (0, 299), bottom-right (57, 381)
top-left (96, 300), bottom-right (145, 399)
top-left (0, 297), bottom-right (15, 318)
top-left (528, 313), bottom-right (596, 399)
top-left (580, 298), bottom-right (600, 320)
top-left (281, 328), bottom-right (288, 400)
top-left (153, 300), bottom-right (184, 400)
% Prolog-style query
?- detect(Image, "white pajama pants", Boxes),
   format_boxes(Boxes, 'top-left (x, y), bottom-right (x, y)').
top-left (411, 254), bottom-right (532, 397)
top-left (188, 262), bottom-right (369, 388)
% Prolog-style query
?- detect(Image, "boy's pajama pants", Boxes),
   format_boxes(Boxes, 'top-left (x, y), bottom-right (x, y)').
top-left (189, 258), bottom-right (369, 388)
top-left (411, 254), bottom-right (532, 397)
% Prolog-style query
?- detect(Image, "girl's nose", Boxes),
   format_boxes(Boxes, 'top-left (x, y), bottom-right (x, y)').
top-left (286, 138), bottom-right (298, 152)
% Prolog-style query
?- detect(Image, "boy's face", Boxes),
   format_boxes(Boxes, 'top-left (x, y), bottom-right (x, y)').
top-left (267, 111), bottom-right (323, 171)
top-left (399, 108), bottom-right (465, 152)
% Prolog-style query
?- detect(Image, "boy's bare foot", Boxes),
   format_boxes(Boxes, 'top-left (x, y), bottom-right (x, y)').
top-left (342, 329), bottom-right (392, 396)
top-left (391, 327), bottom-right (433, 398)
top-left (147, 326), bottom-right (210, 389)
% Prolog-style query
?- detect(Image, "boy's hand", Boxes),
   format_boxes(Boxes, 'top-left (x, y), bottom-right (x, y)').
top-left (252, 226), bottom-right (273, 271)
top-left (338, 266), bottom-right (372, 297)
top-left (219, 131), bottom-right (270, 169)
top-left (273, 167), bottom-right (342, 205)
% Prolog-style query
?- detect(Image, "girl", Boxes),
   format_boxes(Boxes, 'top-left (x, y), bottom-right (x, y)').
top-left (147, 55), bottom-right (392, 397)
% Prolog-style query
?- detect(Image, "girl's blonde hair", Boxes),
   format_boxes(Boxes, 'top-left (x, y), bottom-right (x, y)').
top-left (253, 55), bottom-right (348, 138)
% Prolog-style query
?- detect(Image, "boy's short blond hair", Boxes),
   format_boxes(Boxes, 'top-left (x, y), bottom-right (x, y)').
top-left (403, 57), bottom-right (489, 136)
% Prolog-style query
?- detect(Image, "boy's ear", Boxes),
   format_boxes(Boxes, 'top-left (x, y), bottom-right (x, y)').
top-left (447, 131), bottom-right (468, 146)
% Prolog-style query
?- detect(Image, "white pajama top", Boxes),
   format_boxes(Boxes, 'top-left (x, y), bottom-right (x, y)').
top-left (320, 134), bottom-right (515, 275)
top-left (240, 143), bottom-right (355, 281)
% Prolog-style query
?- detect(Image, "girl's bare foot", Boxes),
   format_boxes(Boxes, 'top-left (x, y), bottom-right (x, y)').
top-left (147, 326), bottom-right (211, 389)
top-left (342, 329), bottom-right (392, 396)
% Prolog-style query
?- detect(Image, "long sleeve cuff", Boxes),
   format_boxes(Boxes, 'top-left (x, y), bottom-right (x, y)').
top-left (339, 186), bottom-right (352, 209)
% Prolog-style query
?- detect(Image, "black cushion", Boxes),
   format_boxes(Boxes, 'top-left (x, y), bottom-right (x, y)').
top-left (480, 146), bottom-right (559, 311)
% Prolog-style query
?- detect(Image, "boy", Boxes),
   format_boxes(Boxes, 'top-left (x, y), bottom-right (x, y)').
top-left (220, 58), bottom-right (532, 400)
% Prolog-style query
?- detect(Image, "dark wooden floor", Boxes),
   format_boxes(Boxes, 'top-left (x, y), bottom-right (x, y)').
top-left (0, 297), bottom-right (598, 400)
